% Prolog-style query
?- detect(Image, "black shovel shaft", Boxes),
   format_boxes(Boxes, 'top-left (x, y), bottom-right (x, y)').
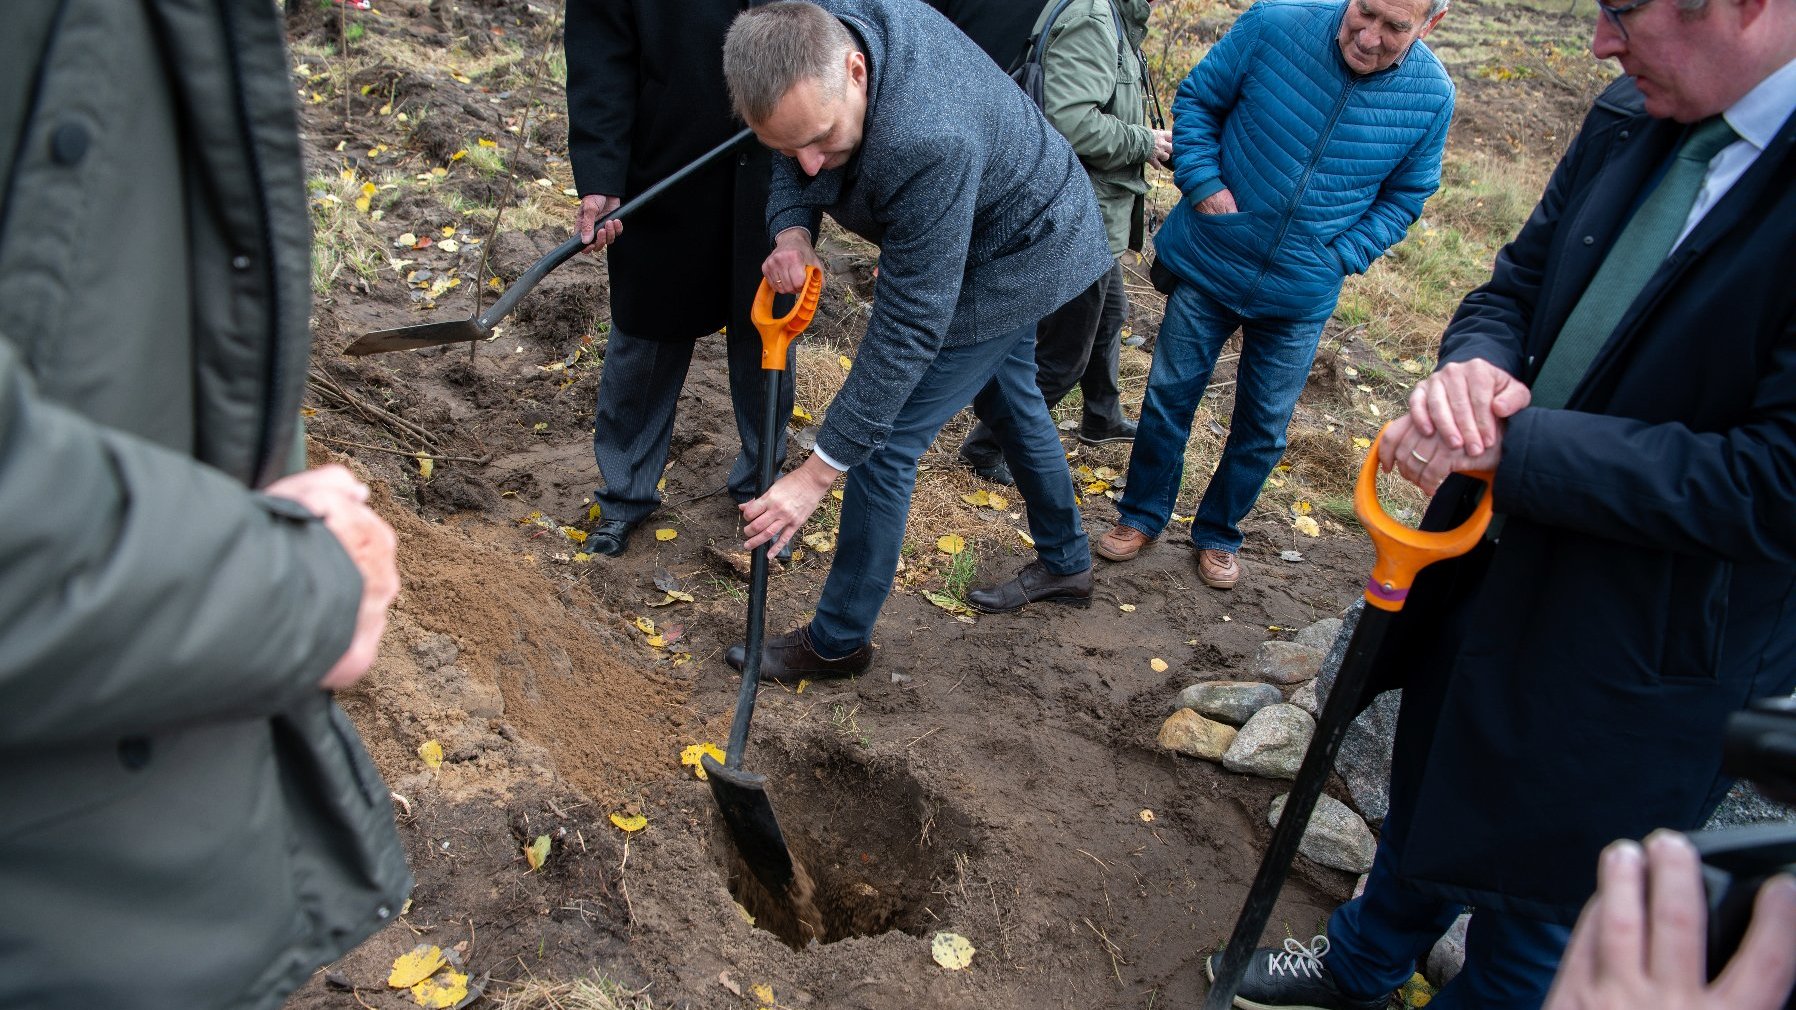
top-left (477, 126), bottom-right (755, 331)
top-left (1203, 607), bottom-right (1395, 1010)
top-left (722, 366), bottom-right (786, 767)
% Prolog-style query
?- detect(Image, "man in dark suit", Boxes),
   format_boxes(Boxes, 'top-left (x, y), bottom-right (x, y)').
top-left (564, 0), bottom-right (793, 557)
top-left (1207, 0), bottom-right (1796, 1007)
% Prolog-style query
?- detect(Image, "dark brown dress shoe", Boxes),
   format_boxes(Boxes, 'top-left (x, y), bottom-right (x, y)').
top-left (725, 626), bottom-right (873, 684)
top-left (966, 560), bottom-right (1092, 614)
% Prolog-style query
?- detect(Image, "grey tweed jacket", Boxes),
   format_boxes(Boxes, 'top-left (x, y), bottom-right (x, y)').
top-left (767, 0), bottom-right (1111, 470)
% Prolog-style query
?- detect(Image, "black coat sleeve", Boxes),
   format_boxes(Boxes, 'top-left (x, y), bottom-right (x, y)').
top-left (565, 0), bottom-right (637, 198)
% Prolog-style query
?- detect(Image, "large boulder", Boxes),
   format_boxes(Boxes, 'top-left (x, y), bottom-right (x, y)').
top-left (1295, 617), bottom-right (1344, 653)
top-left (1177, 681), bottom-right (1284, 726)
top-left (1269, 792), bottom-right (1377, 874)
top-left (1223, 704), bottom-right (1316, 779)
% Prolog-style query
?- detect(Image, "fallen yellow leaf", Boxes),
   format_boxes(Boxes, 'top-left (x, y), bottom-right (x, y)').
top-left (416, 454), bottom-right (434, 480)
top-left (830, 488), bottom-right (844, 500)
top-left (792, 404), bottom-right (815, 424)
top-left (680, 743), bottom-right (726, 779)
top-left (803, 530), bottom-right (836, 552)
top-left (838, 354), bottom-right (853, 372)
top-left (1150, 658), bottom-right (1169, 673)
top-left (524, 834), bottom-right (550, 871)
top-left (961, 490), bottom-right (992, 507)
top-left (634, 616), bottom-right (656, 635)
top-left (609, 812), bottom-right (647, 833)
top-left (1017, 529), bottom-right (1035, 547)
top-left (388, 945), bottom-right (447, 988)
top-left (561, 526), bottom-right (587, 543)
top-left (411, 970), bottom-right (469, 1008)
top-left (931, 931), bottom-right (977, 970)
top-left (796, 679), bottom-right (810, 694)
top-left (752, 983), bottom-right (775, 1006)
top-left (936, 533), bottom-right (966, 555)
top-left (1353, 436), bottom-right (1373, 450)
top-left (588, 503), bottom-right (603, 522)
top-left (986, 494), bottom-right (1008, 510)
top-left (1293, 500), bottom-right (1314, 515)
top-left (655, 528), bottom-right (677, 541)
top-left (1084, 480), bottom-right (1111, 494)
top-left (418, 740), bottom-right (444, 769)
top-left (645, 635), bottom-right (667, 649)
top-left (1294, 516), bottom-right (1322, 538)
top-left (1119, 604), bottom-right (1137, 613)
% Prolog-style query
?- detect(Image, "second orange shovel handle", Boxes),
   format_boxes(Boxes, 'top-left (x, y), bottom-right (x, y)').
top-left (750, 265), bottom-right (824, 371)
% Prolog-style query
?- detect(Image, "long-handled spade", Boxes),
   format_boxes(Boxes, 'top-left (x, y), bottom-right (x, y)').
top-left (702, 264), bottom-right (826, 939)
top-left (341, 127), bottom-right (754, 356)
top-left (1203, 426), bottom-right (1493, 1010)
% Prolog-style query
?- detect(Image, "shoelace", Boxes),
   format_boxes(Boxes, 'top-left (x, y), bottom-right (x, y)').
top-left (1265, 935), bottom-right (1331, 978)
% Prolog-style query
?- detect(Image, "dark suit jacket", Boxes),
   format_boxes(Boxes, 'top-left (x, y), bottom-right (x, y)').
top-left (922, 0), bottom-right (1044, 68)
top-left (564, 0), bottom-right (768, 341)
top-left (1372, 78), bottom-right (1796, 922)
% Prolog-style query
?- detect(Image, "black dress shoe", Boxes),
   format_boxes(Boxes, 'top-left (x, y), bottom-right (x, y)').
top-left (958, 448), bottom-right (1015, 487)
top-left (1078, 416), bottom-right (1138, 446)
top-left (725, 626), bottom-right (873, 684)
top-left (967, 560), bottom-right (1092, 614)
top-left (583, 518), bottom-right (640, 557)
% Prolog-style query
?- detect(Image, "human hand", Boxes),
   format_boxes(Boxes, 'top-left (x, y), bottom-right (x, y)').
top-left (1195, 187), bottom-right (1238, 215)
top-left (1542, 831), bottom-right (1796, 1010)
top-left (265, 465), bottom-right (399, 691)
top-left (1149, 129), bottom-right (1173, 169)
top-left (740, 453), bottom-right (841, 554)
top-left (1407, 357), bottom-right (1531, 458)
top-left (762, 227), bottom-right (822, 293)
top-left (1377, 414), bottom-right (1503, 496)
top-left (576, 194), bottom-right (623, 251)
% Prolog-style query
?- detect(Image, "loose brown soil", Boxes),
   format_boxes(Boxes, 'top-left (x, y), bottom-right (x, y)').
top-left (280, 1), bottom-right (1600, 1006)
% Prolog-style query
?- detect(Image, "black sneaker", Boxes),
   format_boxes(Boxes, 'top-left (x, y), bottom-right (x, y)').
top-left (1078, 417), bottom-right (1137, 446)
top-left (1203, 937), bottom-right (1389, 1010)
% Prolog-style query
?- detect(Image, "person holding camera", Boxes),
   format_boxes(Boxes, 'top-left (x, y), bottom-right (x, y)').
top-left (1542, 831), bottom-right (1796, 1010)
top-left (1208, 0), bottom-right (1796, 1007)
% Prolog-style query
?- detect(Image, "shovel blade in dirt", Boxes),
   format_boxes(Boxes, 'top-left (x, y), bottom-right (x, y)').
top-left (340, 127), bottom-right (752, 357)
top-left (702, 756), bottom-right (796, 895)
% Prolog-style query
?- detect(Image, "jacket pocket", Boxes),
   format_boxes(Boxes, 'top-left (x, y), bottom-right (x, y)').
top-left (1655, 553), bottom-right (1730, 682)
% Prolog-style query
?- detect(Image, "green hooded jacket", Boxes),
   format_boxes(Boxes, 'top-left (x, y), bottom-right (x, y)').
top-left (1033, 0), bottom-right (1154, 255)
top-left (0, 2), bottom-right (411, 1007)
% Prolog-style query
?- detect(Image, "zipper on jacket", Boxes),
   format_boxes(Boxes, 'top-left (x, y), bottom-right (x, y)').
top-left (1242, 74), bottom-right (1358, 308)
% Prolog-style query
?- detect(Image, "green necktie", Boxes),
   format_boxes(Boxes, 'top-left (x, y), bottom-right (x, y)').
top-left (1529, 116), bottom-right (1739, 411)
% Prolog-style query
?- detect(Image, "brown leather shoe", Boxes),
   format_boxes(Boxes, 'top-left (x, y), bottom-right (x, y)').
top-left (967, 561), bottom-right (1092, 614)
top-left (725, 626), bottom-right (872, 684)
top-left (1197, 548), bottom-right (1240, 590)
top-left (1095, 524), bottom-right (1154, 562)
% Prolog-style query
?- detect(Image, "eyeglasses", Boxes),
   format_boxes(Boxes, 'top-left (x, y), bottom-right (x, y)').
top-left (1596, 0), bottom-right (1659, 41)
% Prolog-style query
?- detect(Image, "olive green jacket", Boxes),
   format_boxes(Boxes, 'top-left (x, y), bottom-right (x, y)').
top-left (1034, 0), bottom-right (1154, 254)
top-left (0, 3), bottom-right (411, 1007)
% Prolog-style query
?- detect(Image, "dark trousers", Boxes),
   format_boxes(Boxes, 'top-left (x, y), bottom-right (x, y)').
top-left (962, 259), bottom-right (1126, 463)
top-left (808, 321), bottom-right (1090, 656)
top-left (1323, 800), bottom-right (1573, 1010)
top-left (590, 326), bottom-right (795, 524)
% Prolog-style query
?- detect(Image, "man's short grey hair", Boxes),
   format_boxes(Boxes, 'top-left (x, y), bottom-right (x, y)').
top-left (723, 2), bottom-right (859, 123)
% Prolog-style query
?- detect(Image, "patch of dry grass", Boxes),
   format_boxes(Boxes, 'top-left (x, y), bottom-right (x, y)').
top-left (492, 975), bottom-right (654, 1010)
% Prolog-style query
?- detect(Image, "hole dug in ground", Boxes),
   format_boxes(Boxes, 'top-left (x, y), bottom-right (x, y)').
top-left (713, 735), bottom-right (977, 950)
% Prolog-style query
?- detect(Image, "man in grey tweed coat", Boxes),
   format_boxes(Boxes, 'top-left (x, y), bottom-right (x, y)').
top-left (721, 0), bottom-right (1112, 680)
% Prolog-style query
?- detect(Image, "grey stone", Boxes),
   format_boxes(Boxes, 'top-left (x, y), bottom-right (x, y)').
top-left (1337, 691), bottom-right (1400, 826)
top-left (1269, 792), bottom-right (1378, 873)
top-left (1158, 709), bottom-right (1237, 762)
top-left (1295, 617), bottom-right (1344, 653)
top-left (1426, 912), bottom-right (1472, 988)
top-left (1313, 600), bottom-right (1364, 708)
top-left (1223, 704), bottom-right (1316, 779)
top-left (1290, 680), bottom-right (1319, 717)
top-left (1177, 681), bottom-right (1284, 726)
top-left (1255, 641), bottom-right (1326, 686)
top-left (1703, 779), bottom-right (1796, 829)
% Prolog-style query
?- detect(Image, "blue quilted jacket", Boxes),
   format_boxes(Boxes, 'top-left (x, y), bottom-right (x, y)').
top-left (1156, 0), bottom-right (1453, 322)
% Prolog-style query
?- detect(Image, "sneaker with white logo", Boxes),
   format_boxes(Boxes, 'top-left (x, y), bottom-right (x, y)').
top-left (1203, 936), bottom-right (1390, 1010)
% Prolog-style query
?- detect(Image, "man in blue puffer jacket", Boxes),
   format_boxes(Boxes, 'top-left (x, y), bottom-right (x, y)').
top-left (1095, 0), bottom-right (1453, 591)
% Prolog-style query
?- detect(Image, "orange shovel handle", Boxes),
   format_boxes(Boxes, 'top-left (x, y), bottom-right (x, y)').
top-left (750, 265), bottom-right (824, 371)
top-left (1354, 424), bottom-right (1493, 612)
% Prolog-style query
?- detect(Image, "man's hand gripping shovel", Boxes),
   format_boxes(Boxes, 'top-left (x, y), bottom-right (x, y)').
top-left (701, 265), bottom-right (825, 940)
top-left (1203, 426), bottom-right (1493, 1009)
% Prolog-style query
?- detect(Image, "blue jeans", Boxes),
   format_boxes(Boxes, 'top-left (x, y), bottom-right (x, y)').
top-left (808, 322), bottom-right (1089, 656)
top-left (591, 326), bottom-right (795, 524)
top-left (1113, 283), bottom-right (1324, 553)
top-left (1323, 805), bottom-right (1574, 1010)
